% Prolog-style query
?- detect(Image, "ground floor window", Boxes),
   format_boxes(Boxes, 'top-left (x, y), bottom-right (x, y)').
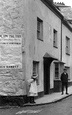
top-left (65, 67), bottom-right (70, 80)
top-left (33, 61), bottom-right (39, 85)
top-left (55, 63), bottom-right (59, 79)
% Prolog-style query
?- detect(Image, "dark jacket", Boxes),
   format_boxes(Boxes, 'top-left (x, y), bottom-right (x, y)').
top-left (61, 72), bottom-right (68, 83)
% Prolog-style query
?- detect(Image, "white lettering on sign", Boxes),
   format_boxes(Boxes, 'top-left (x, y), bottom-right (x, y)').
top-left (0, 35), bottom-right (22, 69)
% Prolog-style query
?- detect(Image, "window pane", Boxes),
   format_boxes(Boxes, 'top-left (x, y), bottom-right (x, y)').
top-left (53, 29), bottom-right (57, 47)
top-left (37, 18), bottom-right (43, 41)
top-left (33, 61), bottom-right (39, 85)
top-left (37, 21), bottom-right (40, 31)
top-left (66, 36), bottom-right (70, 55)
top-left (37, 31), bottom-right (40, 39)
top-left (55, 63), bottom-right (59, 79)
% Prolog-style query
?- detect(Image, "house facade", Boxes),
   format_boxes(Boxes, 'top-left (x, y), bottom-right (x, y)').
top-left (62, 21), bottom-right (72, 81)
top-left (55, 2), bottom-right (72, 87)
top-left (25, 0), bottom-right (72, 95)
top-left (26, 0), bottom-right (64, 95)
top-left (0, 0), bottom-right (72, 99)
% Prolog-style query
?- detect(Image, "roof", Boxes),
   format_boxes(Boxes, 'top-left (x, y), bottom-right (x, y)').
top-left (59, 7), bottom-right (72, 20)
top-left (63, 19), bottom-right (72, 31)
top-left (55, 4), bottom-right (72, 30)
top-left (54, 2), bottom-right (72, 22)
top-left (41, 0), bottom-right (63, 19)
top-left (41, 0), bottom-right (72, 31)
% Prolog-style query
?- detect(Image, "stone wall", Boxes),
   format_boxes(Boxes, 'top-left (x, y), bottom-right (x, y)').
top-left (0, 0), bottom-right (26, 96)
top-left (0, 0), bottom-right (24, 34)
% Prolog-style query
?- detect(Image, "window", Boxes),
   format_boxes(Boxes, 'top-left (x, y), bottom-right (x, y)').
top-left (53, 29), bottom-right (58, 48)
top-left (65, 67), bottom-right (70, 80)
top-left (66, 36), bottom-right (70, 55)
top-left (55, 63), bottom-right (59, 79)
top-left (37, 17), bottom-right (43, 41)
top-left (33, 61), bottom-right (39, 85)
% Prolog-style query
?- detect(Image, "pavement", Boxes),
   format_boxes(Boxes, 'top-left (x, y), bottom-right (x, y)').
top-left (35, 86), bottom-right (72, 106)
top-left (0, 86), bottom-right (72, 108)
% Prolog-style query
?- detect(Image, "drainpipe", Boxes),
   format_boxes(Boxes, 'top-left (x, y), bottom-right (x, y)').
top-left (60, 19), bottom-right (63, 61)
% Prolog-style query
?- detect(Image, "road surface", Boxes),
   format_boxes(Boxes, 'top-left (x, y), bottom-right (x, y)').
top-left (0, 95), bottom-right (72, 115)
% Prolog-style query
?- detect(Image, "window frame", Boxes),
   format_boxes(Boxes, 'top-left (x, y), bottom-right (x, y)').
top-left (54, 63), bottom-right (59, 79)
top-left (33, 61), bottom-right (39, 85)
top-left (53, 29), bottom-right (58, 48)
top-left (66, 36), bottom-right (70, 55)
top-left (37, 17), bottom-right (43, 41)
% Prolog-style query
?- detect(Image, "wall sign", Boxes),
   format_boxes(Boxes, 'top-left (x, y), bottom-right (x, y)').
top-left (0, 35), bottom-right (22, 69)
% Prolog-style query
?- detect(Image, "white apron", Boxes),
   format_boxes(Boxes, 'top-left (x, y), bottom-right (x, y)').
top-left (28, 79), bottom-right (38, 96)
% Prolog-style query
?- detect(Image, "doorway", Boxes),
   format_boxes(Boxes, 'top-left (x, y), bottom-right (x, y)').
top-left (44, 58), bottom-right (51, 94)
top-left (43, 53), bottom-right (58, 95)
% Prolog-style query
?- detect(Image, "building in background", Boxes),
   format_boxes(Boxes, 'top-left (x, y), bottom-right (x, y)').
top-left (54, 1), bottom-right (72, 89)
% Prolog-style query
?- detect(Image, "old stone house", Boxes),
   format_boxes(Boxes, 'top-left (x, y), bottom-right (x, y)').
top-left (0, 0), bottom-right (72, 103)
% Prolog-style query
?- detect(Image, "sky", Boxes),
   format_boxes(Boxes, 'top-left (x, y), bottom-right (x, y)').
top-left (54, 0), bottom-right (72, 7)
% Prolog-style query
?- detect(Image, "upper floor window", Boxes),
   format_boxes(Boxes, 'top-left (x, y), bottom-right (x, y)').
top-left (37, 17), bottom-right (43, 41)
top-left (66, 36), bottom-right (70, 55)
top-left (53, 29), bottom-right (58, 48)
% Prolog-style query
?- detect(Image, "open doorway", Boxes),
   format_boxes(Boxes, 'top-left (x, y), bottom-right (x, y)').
top-left (44, 58), bottom-right (50, 94)
top-left (43, 53), bottom-right (58, 95)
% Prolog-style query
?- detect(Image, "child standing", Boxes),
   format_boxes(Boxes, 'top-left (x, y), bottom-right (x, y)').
top-left (28, 72), bottom-right (38, 103)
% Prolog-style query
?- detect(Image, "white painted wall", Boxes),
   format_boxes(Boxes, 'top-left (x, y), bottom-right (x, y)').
top-left (62, 24), bottom-right (72, 80)
top-left (26, 0), bottom-right (61, 93)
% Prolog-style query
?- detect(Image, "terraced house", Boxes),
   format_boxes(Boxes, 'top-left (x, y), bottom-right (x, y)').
top-left (25, 0), bottom-right (72, 97)
top-left (0, 0), bottom-right (72, 103)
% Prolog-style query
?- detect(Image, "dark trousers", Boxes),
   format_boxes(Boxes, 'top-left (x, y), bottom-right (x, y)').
top-left (62, 82), bottom-right (68, 94)
top-left (28, 96), bottom-right (34, 103)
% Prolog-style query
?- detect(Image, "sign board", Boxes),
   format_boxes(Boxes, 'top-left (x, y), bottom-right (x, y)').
top-left (0, 35), bottom-right (22, 69)
top-left (0, 35), bottom-right (25, 96)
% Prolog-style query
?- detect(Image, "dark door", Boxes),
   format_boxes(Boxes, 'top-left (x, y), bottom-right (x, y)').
top-left (44, 58), bottom-right (50, 94)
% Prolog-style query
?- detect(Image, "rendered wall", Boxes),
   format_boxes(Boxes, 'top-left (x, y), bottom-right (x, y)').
top-left (62, 24), bottom-right (72, 80)
top-left (26, 0), bottom-right (61, 92)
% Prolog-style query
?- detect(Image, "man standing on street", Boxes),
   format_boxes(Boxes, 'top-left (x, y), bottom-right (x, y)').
top-left (60, 67), bottom-right (69, 95)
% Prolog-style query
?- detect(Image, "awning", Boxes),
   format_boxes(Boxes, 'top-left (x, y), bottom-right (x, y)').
top-left (54, 60), bottom-right (65, 64)
top-left (43, 52), bottom-right (58, 60)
